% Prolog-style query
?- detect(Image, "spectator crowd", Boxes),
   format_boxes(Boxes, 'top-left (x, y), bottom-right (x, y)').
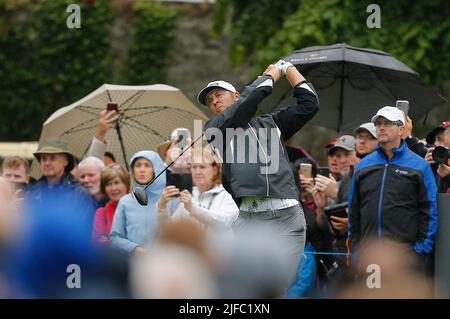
top-left (0, 60), bottom-right (447, 299)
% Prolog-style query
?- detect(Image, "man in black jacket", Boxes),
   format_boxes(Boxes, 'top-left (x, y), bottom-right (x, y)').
top-left (197, 61), bottom-right (319, 284)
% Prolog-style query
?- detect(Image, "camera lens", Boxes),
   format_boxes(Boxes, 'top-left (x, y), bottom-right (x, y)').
top-left (432, 146), bottom-right (450, 164)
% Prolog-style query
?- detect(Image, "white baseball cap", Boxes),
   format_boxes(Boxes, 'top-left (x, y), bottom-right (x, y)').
top-left (197, 80), bottom-right (237, 106)
top-left (371, 106), bottom-right (406, 125)
top-left (354, 122), bottom-right (377, 138)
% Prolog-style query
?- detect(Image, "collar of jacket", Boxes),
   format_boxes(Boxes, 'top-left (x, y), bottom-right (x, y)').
top-left (37, 172), bottom-right (76, 187)
top-left (375, 139), bottom-right (407, 160)
top-left (192, 184), bottom-right (224, 197)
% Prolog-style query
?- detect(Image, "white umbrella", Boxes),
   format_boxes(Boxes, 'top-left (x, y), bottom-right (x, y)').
top-left (31, 83), bottom-right (208, 177)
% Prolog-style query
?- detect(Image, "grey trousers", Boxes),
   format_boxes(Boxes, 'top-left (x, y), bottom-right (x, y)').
top-left (232, 204), bottom-right (306, 289)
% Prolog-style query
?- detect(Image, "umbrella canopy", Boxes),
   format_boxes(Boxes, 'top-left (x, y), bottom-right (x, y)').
top-left (31, 84), bottom-right (208, 178)
top-left (258, 43), bottom-right (447, 132)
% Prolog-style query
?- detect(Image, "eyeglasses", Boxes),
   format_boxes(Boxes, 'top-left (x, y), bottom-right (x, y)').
top-left (374, 119), bottom-right (402, 127)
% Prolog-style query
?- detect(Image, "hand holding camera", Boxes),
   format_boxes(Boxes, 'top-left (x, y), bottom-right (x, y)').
top-left (425, 148), bottom-right (435, 165)
top-left (437, 160), bottom-right (450, 178)
top-left (432, 146), bottom-right (450, 165)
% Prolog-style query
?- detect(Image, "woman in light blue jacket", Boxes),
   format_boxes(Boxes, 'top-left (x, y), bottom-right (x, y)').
top-left (109, 151), bottom-right (166, 255)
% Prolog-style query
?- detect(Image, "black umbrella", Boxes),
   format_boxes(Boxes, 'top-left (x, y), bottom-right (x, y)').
top-left (285, 145), bottom-right (313, 163)
top-left (258, 43), bottom-right (447, 132)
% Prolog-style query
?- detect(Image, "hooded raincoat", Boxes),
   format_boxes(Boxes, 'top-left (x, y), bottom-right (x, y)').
top-left (109, 151), bottom-right (166, 253)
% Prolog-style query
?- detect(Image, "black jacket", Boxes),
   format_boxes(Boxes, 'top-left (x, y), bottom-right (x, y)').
top-left (204, 75), bottom-right (319, 205)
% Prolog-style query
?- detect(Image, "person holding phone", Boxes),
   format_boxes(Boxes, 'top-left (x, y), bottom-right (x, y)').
top-left (156, 128), bottom-right (194, 205)
top-left (334, 123), bottom-right (378, 211)
top-left (157, 127), bottom-right (192, 174)
top-left (294, 158), bottom-right (329, 229)
top-left (315, 135), bottom-right (358, 203)
top-left (291, 157), bottom-right (338, 293)
top-left (322, 123), bottom-right (378, 262)
top-left (1, 156), bottom-right (30, 192)
top-left (157, 146), bottom-right (239, 242)
top-left (86, 104), bottom-right (120, 164)
top-left (397, 100), bottom-right (431, 159)
top-left (424, 121), bottom-right (450, 193)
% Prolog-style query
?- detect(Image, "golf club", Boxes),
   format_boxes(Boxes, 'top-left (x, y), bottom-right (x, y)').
top-left (133, 133), bottom-right (205, 206)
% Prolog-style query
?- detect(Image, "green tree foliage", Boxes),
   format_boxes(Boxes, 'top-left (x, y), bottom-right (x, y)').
top-left (212, 0), bottom-right (299, 66)
top-left (0, 0), bottom-right (176, 141)
top-left (212, 0), bottom-right (450, 86)
top-left (0, 0), bottom-right (113, 141)
top-left (120, 1), bottom-right (176, 84)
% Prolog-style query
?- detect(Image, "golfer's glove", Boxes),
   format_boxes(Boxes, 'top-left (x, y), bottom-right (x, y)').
top-left (274, 59), bottom-right (294, 76)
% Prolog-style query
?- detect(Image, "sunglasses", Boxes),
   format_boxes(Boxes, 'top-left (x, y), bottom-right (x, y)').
top-left (374, 119), bottom-right (403, 127)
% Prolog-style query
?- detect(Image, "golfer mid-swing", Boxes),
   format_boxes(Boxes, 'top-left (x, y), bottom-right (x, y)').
top-left (197, 60), bottom-right (319, 285)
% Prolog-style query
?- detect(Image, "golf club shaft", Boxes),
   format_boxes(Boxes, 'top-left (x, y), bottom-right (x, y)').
top-left (143, 133), bottom-right (204, 190)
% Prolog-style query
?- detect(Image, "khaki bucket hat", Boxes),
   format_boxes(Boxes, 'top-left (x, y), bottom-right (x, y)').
top-left (33, 137), bottom-right (76, 172)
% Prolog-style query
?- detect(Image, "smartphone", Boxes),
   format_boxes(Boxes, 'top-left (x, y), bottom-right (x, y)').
top-left (324, 202), bottom-right (348, 235)
top-left (175, 128), bottom-right (190, 149)
top-left (317, 166), bottom-right (330, 177)
top-left (13, 182), bottom-right (27, 191)
top-left (14, 182), bottom-right (28, 198)
top-left (396, 100), bottom-right (409, 116)
top-left (299, 163), bottom-right (312, 179)
top-left (107, 102), bottom-right (118, 112)
top-left (324, 202), bottom-right (348, 219)
top-left (166, 172), bottom-right (193, 194)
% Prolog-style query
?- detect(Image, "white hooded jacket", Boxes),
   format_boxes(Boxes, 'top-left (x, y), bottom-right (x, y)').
top-left (158, 184), bottom-right (239, 241)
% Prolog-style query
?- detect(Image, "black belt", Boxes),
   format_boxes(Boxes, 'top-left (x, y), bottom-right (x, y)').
top-left (239, 204), bottom-right (301, 220)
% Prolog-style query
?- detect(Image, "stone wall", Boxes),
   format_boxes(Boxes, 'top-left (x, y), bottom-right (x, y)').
top-left (165, 3), bottom-right (252, 117)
